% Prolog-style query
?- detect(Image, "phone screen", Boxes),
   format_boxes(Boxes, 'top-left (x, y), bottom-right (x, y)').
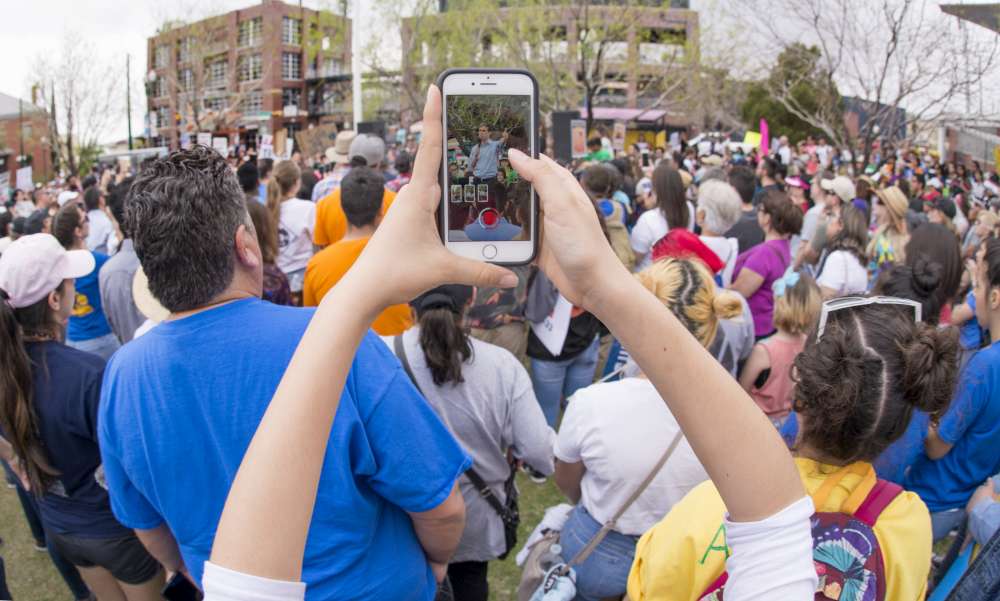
top-left (444, 94), bottom-right (532, 243)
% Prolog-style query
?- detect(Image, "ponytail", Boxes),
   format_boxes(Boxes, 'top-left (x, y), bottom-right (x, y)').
top-left (0, 289), bottom-right (60, 494)
top-left (418, 307), bottom-right (472, 386)
top-left (265, 160), bottom-right (303, 234)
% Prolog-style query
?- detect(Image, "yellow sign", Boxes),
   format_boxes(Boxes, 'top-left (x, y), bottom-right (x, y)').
top-left (743, 131), bottom-right (762, 148)
top-left (994, 146), bottom-right (1000, 173)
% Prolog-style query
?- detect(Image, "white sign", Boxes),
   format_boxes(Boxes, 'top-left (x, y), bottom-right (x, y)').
top-left (259, 144), bottom-right (275, 160)
top-left (212, 137), bottom-right (229, 156)
top-left (0, 172), bottom-right (10, 202)
top-left (16, 166), bottom-right (33, 191)
top-left (180, 132), bottom-right (192, 150)
top-left (197, 132), bottom-right (212, 148)
top-left (282, 137), bottom-right (294, 160)
top-left (529, 294), bottom-right (573, 357)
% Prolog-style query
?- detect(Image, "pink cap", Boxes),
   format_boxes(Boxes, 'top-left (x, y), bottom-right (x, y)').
top-left (0, 234), bottom-right (95, 308)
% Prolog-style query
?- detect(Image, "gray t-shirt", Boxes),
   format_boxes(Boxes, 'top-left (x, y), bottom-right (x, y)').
top-left (386, 327), bottom-right (556, 562)
top-left (99, 239), bottom-right (145, 344)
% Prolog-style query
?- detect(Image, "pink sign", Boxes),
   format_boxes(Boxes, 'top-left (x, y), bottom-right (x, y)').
top-left (760, 119), bottom-right (770, 156)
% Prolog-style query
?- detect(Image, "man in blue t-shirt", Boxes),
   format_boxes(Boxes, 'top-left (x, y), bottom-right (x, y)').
top-left (98, 147), bottom-right (471, 600)
top-left (907, 239), bottom-right (1000, 541)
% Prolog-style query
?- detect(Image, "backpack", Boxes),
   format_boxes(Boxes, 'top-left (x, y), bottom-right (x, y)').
top-left (599, 199), bottom-right (635, 270)
top-left (699, 465), bottom-right (903, 601)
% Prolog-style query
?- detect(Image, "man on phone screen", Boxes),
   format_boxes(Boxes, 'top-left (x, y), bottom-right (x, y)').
top-left (467, 125), bottom-right (504, 210)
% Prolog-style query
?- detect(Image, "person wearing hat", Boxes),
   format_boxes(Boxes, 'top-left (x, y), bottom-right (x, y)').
top-left (795, 174), bottom-right (850, 271)
top-left (868, 186), bottom-right (911, 277)
top-left (24, 208), bottom-right (52, 236)
top-left (925, 195), bottom-right (959, 237)
top-left (313, 133), bottom-right (398, 247)
top-left (57, 190), bottom-right (80, 209)
top-left (0, 234), bottom-right (165, 601)
top-left (310, 130), bottom-right (356, 202)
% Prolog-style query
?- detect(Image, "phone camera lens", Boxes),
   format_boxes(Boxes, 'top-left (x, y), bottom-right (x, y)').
top-left (472, 82), bottom-right (476, 86)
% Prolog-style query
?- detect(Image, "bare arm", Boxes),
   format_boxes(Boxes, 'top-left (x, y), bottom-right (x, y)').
top-left (407, 485), bottom-right (465, 566)
top-left (925, 425), bottom-right (954, 460)
top-left (554, 460), bottom-right (585, 504)
top-left (136, 525), bottom-right (184, 574)
top-left (738, 344), bottom-right (770, 394)
top-left (951, 302), bottom-right (974, 326)
top-left (730, 267), bottom-right (765, 301)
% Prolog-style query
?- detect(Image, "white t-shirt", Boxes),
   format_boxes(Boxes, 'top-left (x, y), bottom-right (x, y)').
top-left (554, 378), bottom-right (709, 535)
top-left (276, 199), bottom-right (316, 275)
top-left (700, 236), bottom-right (739, 288)
top-left (816, 250), bottom-right (868, 296)
top-left (630, 203), bottom-right (696, 272)
top-left (202, 561), bottom-right (306, 601)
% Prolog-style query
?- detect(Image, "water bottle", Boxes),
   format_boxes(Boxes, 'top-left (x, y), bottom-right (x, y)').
top-left (537, 543), bottom-right (563, 573)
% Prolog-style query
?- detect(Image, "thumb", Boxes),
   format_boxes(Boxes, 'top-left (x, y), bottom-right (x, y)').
top-left (444, 254), bottom-right (519, 289)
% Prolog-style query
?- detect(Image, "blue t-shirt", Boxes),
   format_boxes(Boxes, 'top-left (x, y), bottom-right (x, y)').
top-left (67, 251), bottom-right (113, 342)
top-left (98, 298), bottom-right (471, 600)
top-left (257, 182), bottom-right (267, 204)
top-left (780, 410), bottom-right (931, 486)
top-left (959, 291), bottom-right (985, 350)
top-left (906, 341), bottom-right (1000, 512)
top-left (23, 342), bottom-right (128, 537)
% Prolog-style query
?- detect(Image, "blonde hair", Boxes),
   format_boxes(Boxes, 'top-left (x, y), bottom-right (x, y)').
top-left (773, 274), bottom-right (822, 336)
top-left (636, 258), bottom-right (743, 348)
top-left (265, 160), bottom-right (302, 229)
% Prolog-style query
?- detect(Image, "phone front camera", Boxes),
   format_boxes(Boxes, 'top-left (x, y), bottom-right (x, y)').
top-left (472, 82), bottom-right (476, 86)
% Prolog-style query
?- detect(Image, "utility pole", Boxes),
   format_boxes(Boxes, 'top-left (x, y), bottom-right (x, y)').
top-left (127, 54), bottom-right (134, 150)
top-left (18, 96), bottom-right (24, 164)
top-left (351, 0), bottom-right (362, 130)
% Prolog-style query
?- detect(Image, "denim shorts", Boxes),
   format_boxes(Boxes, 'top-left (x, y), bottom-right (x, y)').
top-left (47, 531), bottom-right (161, 585)
top-left (558, 505), bottom-right (639, 601)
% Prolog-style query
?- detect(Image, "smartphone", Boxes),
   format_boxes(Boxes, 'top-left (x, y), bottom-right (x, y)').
top-left (438, 68), bottom-right (539, 265)
top-left (162, 572), bottom-right (203, 601)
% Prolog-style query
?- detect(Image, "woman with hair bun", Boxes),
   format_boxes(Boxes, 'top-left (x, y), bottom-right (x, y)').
top-left (630, 300), bottom-right (958, 601)
top-left (553, 257), bottom-right (740, 601)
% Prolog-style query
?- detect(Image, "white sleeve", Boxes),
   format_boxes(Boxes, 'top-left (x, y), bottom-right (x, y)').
top-left (554, 391), bottom-right (589, 463)
top-left (816, 251), bottom-right (846, 293)
top-left (722, 496), bottom-right (817, 601)
top-left (630, 212), bottom-right (655, 254)
top-left (202, 562), bottom-right (306, 601)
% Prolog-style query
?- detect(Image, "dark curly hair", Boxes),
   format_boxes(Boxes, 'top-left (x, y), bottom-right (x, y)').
top-left (126, 146), bottom-right (249, 312)
top-left (872, 256), bottom-right (944, 325)
top-left (792, 303), bottom-right (958, 464)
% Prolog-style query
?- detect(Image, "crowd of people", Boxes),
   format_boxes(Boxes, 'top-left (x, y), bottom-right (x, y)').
top-left (0, 83), bottom-right (999, 601)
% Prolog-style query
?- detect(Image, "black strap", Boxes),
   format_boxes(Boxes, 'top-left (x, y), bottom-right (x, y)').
top-left (393, 335), bottom-right (517, 524)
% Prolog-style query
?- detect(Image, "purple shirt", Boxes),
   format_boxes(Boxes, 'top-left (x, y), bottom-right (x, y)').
top-left (733, 239), bottom-right (791, 337)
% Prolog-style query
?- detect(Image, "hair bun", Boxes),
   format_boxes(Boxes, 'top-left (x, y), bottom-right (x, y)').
top-left (901, 325), bottom-right (958, 417)
top-left (794, 327), bottom-right (874, 425)
top-left (712, 291), bottom-right (744, 320)
top-left (910, 256), bottom-right (943, 299)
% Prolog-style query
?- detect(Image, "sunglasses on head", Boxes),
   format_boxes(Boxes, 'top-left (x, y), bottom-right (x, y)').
top-left (816, 296), bottom-right (922, 340)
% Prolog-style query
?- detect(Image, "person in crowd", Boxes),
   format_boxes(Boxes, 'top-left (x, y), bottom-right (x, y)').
top-left (303, 167), bottom-right (412, 334)
top-left (952, 253), bottom-right (990, 370)
top-left (0, 234), bottom-right (165, 600)
top-left (926, 195), bottom-right (960, 238)
top-left (314, 134), bottom-right (396, 247)
top-left (730, 190), bottom-right (804, 339)
top-left (785, 175), bottom-right (810, 213)
top-left (98, 145), bottom-right (470, 600)
top-left (257, 158), bottom-right (274, 204)
top-left (869, 186), bottom-right (911, 277)
top-left (99, 178), bottom-right (145, 344)
top-left (554, 257), bottom-right (738, 600)
top-left (795, 170), bottom-right (833, 270)
top-left (199, 86), bottom-right (815, 600)
top-left (630, 163), bottom-right (694, 271)
top-left (265, 160), bottom-right (313, 302)
top-left (695, 180), bottom-right (742, 287)
top-left (629, 298), bottom-right (957, 601)
top-left (386, 150), bottom-right (413, 193)
top-left (311, 130), bottom-right (356, 202)
top-left (801, 175), bottom-right (853, 270)
top-left (724, 165), bottom-right (765, 254)
top-left (906, 239), bottom-right (1000, 541)
top-left (236, 160), bottom-right (260, 204)
top-left (52, 203), bottom-right (120, 360)
top-left (905, 223), bottom-right (963, 324)
top-left (739, 272), bottom-right (821, 428)
top-left (25, 208), bottom-right (52, 236)
top-left (246, 201), bottom-right (293, 306)
top-left (963, 209), bottom-right (998, 260)
top-left (583, 164), bottom-right (634, 270)
top-left (751, 156), bottom-right (783, 206)
top-left (466, 265), bottom-right (531, 363)
top-left (584, 137), bottom-right (611, 163)
top-left (386, 284), bottom-right (554, 601)
top-left (83, 187), bottom-right (114, 255)
top-left (815, 205), bottom-right (870, 298)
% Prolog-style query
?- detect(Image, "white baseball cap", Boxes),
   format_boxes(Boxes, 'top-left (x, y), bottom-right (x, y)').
top-left (57, 190), bottom-right (80, 207)
top-left (820, 176), bottom-right (855, 204)
top-left (0, 234), bottom-right (94, 308)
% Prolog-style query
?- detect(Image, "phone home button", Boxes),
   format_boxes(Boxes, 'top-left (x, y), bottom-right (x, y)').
top-left (482, 244), bottom-right (498, 260)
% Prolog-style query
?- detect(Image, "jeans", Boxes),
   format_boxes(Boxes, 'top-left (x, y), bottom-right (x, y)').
top-left (530, 336), bottom-right (600, 427)
top-left (447, 560), bottom-right (488, 601)
top-left (946, 528), bottom-right (1000, 601)
top-left (66, 333), bottom-right (120, 362)
top-left (933, 508), bottom-right (968, 542)
top-left (558, 505), bottom-right (639, 601)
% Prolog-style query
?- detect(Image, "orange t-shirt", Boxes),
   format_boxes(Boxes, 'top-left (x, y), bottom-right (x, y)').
top-left (313, 187), bottom-right (396, 247)
top-left (302, 237), bottom-right (413, 336)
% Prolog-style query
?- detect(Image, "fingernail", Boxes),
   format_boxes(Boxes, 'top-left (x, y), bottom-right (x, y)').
top-left (509, 148), bottom-right (524, 159)
top-left (499, 273), bottom-right (518, 288)
top-left (426, 85), bottom-right (435, 103)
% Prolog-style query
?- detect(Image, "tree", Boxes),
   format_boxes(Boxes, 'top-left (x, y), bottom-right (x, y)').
top-left (735, 0), bottom-right (1000, 164)
top-left (31, 32), bottom-right (122, 176)
top-left (740, 44), bottom-right (843, 144)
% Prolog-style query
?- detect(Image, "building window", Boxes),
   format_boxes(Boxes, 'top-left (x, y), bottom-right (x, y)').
top-left (207, 58), bottom-right (227, 88)
top-left (151, 78), bottom-right (166, 98)
top-left (179, 68), bottom-right (194, 92)
top-left (204, 96), bottom-right (227, 112)
top-left (155, 45), bottom-right (170, 68)
top-left (282, 53), bottom-right (302, 80)
top-left (177, 37), bottom-right (195, 63)
top-left (242, 91), bottom-right (263, 114)
top-left (282, 87), bottom-right (301, 108)
top-left (282, 17), bottom-right (302, 45)
top-left (238, 54), bottom-right (262, 82)
top-left (238, 17), bottom-right (263, 48)
top-left (155, 106), bottom-right (171, 129)
top-left (323, 57), bottom-right (344, 76)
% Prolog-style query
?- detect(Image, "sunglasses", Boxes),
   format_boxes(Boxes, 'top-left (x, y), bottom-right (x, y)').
top-left (817, 296), bottom-right (922, 340)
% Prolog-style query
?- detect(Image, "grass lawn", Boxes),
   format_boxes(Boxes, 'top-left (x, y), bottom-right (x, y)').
top-left (1, 472), bottom-right (565, 601)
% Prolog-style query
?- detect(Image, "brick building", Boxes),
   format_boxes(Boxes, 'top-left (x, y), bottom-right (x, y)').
top-left (146, 0), bottom-right (352, 151)
top-left (0, 92), bottom-right (52, 189)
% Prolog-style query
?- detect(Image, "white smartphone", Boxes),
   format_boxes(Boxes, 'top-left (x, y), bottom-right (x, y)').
top-left (438, 69), bottom-right (538, 265)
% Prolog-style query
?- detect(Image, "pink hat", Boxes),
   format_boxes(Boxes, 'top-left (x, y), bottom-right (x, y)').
top-left (0, 234), bottom-right (95, 309)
